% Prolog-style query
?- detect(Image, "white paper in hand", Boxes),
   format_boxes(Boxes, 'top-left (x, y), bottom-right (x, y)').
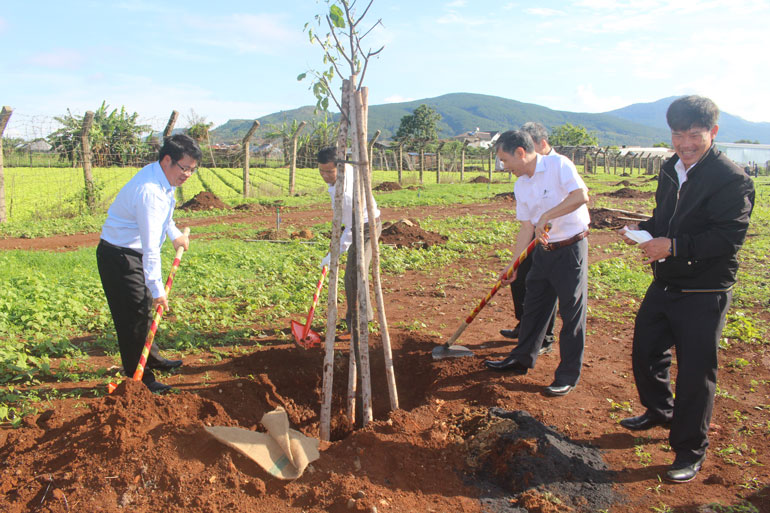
top-left (622, 226), bottom-right (664, 262)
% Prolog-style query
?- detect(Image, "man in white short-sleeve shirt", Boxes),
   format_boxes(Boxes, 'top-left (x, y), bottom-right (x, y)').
top-left (485, 130), bottom-right (590, 397)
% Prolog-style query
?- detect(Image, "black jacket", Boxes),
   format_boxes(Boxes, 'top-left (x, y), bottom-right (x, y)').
top-left (638, 145), bottom-right (754, 291)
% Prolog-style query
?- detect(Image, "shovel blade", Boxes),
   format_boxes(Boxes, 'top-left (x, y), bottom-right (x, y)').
top-left (291, 320), bottom-right (322, 349)
top-left (432, 344), bottom-right (474, 360)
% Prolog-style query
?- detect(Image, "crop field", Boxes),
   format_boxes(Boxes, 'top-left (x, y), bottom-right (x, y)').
top-left (1, 173), bottom-right (768, 512)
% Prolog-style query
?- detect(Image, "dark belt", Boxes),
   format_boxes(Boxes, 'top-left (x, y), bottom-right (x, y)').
top-left (543, 230), bottom-right (589, 251)
top-left (98, 239), bottom-right (143, 258)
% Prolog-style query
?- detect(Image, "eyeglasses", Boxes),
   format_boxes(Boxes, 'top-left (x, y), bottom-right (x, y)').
top-left (174, 161), bottom-right (198, 175)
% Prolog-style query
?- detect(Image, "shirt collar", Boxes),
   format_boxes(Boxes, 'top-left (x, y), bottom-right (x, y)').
top-left (152, 161), bottom-right (174, 192)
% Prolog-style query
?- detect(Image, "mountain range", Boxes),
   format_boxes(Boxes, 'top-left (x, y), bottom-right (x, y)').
top-left (211, 93), bottom-right (770, 146)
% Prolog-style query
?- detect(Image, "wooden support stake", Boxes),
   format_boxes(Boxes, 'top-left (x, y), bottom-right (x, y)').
top-left (0, 106), bottom-right (12, 223)
top-left (81, 111), bottom-right (95, 211)
top-left (163, 110), bottom-right (179, 138)
top-left (460, 140), bottom-right (468, 182)
top-left (289, 121), bottom-right (307, 196)
top-left (397, 144), bottom-right (403, 184)
top-left (320, 79), bottom-right (351, 442)
top-left (242, 120), bottom-right (260, 198)
top-left (357, 88), bottom-right (398, 411)
top-left (368, 130), bottom-right (380, 172)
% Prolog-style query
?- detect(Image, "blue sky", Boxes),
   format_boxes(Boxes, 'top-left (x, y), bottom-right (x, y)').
top-left (2, 0), bottom-right (768, 138)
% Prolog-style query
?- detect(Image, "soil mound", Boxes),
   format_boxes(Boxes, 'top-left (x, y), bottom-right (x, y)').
top-left (180, 191), bottom-right (229, 211)
top-left (380, 219), bottom-right (448, 249)
top-left (373, 181), bottom-right (402, 191)
top-left (234, 203), bottom-right (266, 212)
top-left (470, 175), bottom-right (490, 183)
top-left (601, 187), bottom-right (652, 199)
top-left (589, 208), bottom-right (649, 230)
top-left (464, 408), bottom-right (622, 512)
top-left (494, 192), bottom-right (515, 202)
top-left (614, 180), bottom-right (634, 187)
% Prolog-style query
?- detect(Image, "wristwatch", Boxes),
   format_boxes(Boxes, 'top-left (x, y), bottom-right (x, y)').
top-left (668, 239), bottom-right (674, 256)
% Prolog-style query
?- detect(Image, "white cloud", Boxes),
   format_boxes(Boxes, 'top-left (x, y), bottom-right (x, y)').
top-left (27, 49), bottom-right (85, 69)
top-left (525, 8), bottom-right (566, 16)
top-left (383, 95), bottom-right (415, 103)
top-left (182, 13), bottom-right (302, 54)
top-left (435, 12), bottom-right (486, 26)
top-left (446, 0), bottom-right (467, 7)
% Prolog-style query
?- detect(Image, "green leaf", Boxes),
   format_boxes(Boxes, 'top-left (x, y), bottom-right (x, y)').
top-left (297, 72), bottom-right (307, 81)
top-left (329, 5), bottom-right (345, 28)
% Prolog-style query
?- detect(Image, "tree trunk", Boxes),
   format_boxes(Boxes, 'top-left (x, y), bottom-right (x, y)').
top-left (81, 111), bottom-right (95, 211)
top-left (163, 110), bottom-right (179, 138)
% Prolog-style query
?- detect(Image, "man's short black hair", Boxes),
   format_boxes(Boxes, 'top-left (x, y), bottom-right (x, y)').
top-left (159, 134), bottom-right (202, 163)
top-left (495, 130), bottom-right (535, 155)
top-left (317, 146), bottom-right (337, 165)
top-left (520, 122), bottom-right (549, 144)
top-left (666, 95), bottom-right (720, 131)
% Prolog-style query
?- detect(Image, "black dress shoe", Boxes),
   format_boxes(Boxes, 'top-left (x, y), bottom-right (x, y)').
top-left (500, 327), bottom-right (520, 339)
top-left (544, 383), bottom-right (574, 396)
top-left (539, 343), bottom-right (554, 355)
top-left (145, 381), bottom-right (173, 394)
top-left (484, 356), bottom-right (528, 374)
top-left (147, 358), bottom-right (183, 371)
top-left (619, 411), bottom-right (671, 431)
top-left (664, 455), bottom-right (706, 483)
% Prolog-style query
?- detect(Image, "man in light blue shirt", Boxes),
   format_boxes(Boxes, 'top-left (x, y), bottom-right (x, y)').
top-left (97, 134), bottom-right (201, 394)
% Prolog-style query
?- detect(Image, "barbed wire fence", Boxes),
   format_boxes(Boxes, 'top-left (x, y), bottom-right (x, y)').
top-left (0, 105), bottom-right (667, 225)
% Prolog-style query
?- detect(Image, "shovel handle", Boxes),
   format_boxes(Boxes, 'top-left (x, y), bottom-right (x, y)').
top-left (133, 227), bottom-right (190, 383)
top-left (444, 225), bottom-right (550, 348)
top-left (301, 266), bottom-right (327, 339)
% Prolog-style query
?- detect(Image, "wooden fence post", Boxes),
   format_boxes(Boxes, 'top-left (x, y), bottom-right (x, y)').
top-left (397, 144), bottom-right (403, 184)
top-left (460, 140), bottom-right (468, 182)
top-left (0, 106), bottom-right (12, 223)
top-left (81, 111), bottom-right (96, 211)
top-left (368, 130), bottom-right (380, 172)
top-left (436, 142), bottom-right (445, 184)
top-left (163, 110), bottom-right (179, 138)
top-left (288, 121), bottom-right (307, 196)
top-left (419, 147), bottom-right (424, 184)
top-left (241, 120), bottom-right (260, 198)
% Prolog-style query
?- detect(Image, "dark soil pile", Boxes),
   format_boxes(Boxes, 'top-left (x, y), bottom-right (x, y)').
top-left (373, 181), bottom-right (402, 192)
top-left (180, 192), bottom-right (229, 211)
top-left (601, 188), bottom-right (652, 199)
top-left (234, 203), bottom-right (266, 212)
top-left (469, 176), bottom-right (490, 184)
top-left (465, 408), bottom-right (622, 512)
top-left (614, 180), bottom-right (634, 187)
top-left (494, 192), bottom-right (515, 202)
top-left (380, 219), bottom-right (448, 249)
top-left (588, 208), bottom-right (649, 230)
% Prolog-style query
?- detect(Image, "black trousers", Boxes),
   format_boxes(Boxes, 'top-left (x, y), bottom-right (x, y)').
top-left (632, 281), bottom-right (731, 463)
top-left (96, 240), bottom-right (167, 384)
top-left (509, 239), bottom-right (588, 386)
top-left (510, 241), bottom-right (556, 338)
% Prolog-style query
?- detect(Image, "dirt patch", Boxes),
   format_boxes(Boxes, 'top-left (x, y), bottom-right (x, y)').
top-left (251, 228), bottom-right (313, 241)
top-left (601, 188), bottom-right (652, 199)
top-left (494, 192), bottom-right (515, 202)
top-left (234, 203), bottom-right (267, 213)
top-left (469, 176), bottom-right (490, 183)
top-left (373, 181), bottom-right (402, 192)
top-left (380, 219), bottom-right (448, 249)
top-left (180, 191), bottom-right (230, 211)
top-left (614, 180), bottom-right (634, 187)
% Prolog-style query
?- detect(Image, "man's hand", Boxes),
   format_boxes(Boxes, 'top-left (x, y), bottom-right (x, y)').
top-left (534, 218), bottom-right (552, 244)
top-left (618, 224), bottom-right (639, 245)
top-left (172, 233), bottom-right (189, 252)
top-left (153, 295), bottom-right (169, 312)
top-left (639, 237), bottom-right (672, 264)
top-left (499, 266), bottom-right (517, 286)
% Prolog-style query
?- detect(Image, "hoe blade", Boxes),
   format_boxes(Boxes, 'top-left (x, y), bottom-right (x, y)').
top-left (431, 344), bottom-right (474, 360)
top-left (291, 320), bottom-right (322, 349)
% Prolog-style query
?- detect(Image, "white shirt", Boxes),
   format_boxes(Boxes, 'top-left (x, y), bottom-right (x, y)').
top-left (101, 161), bottom-right (182, 298)
top-left (514, 153), bottom-right (590, 242)
top-left (327, 163), bottom-right (381, 254)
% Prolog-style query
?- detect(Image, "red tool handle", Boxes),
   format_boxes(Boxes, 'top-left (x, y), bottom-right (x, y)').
top-left (302, 266), bottom-right (328, 339)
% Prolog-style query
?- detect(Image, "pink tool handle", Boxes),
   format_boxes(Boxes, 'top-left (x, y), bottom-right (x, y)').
top-left (301, 266), bottom-right (328, 339)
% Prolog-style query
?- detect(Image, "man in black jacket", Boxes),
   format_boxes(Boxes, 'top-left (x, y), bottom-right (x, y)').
top-left (618, 96), bottom-right (754, 483)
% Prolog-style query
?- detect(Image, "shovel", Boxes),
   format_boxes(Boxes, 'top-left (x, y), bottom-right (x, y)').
top-left (107, 227), bottom-right (190, 393)
top-left (432, 226), bottom-right (549, 360)
top-left (291, 266), bottom-right (327, 349)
